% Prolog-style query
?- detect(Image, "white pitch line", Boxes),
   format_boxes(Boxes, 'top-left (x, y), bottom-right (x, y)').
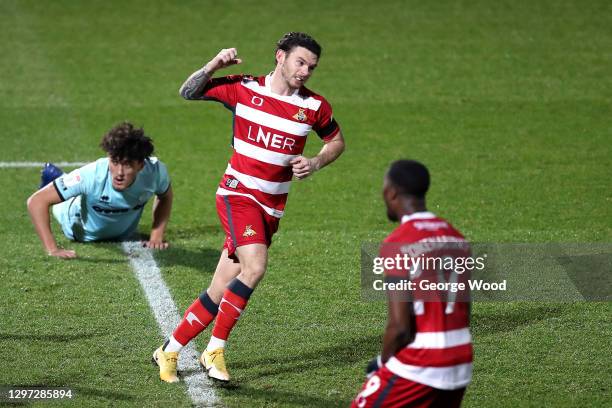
top-left (121, 241), bottom-right (219, 407)
top-left (0, 161), bottom-right (89, 168)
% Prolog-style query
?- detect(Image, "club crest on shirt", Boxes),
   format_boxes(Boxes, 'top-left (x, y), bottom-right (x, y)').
top-left (293, 108), bottom-right (307, 122)
top-left (243, 225), bottom-right (257, 237)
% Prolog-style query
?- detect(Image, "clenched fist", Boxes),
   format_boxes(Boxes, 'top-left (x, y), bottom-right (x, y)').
top-left (205, 48), bottom-right (243, 74)
top-left (290, 156), bottom-right (320, 179)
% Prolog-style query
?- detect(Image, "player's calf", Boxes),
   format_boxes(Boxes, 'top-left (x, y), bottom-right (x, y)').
top-left (203, 278), bottom-right (254, 382)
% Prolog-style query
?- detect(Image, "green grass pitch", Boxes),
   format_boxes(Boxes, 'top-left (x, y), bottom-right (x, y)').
top-left (0, 0), bottom-right (610, 407)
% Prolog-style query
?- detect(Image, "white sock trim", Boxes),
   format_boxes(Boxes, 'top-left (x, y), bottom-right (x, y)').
top-left (206, 336), bottom-right (226, 352)
top-left (164, 335), bottom-right (184, 353)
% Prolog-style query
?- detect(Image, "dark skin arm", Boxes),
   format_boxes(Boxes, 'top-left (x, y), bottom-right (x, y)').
top-left (381, 297), bottom-right (416, 362)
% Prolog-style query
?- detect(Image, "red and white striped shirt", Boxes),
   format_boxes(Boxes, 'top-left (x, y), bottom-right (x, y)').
top-left (200, 74), bottom-right (340, 218)
top-left (383, 212), bottom-right (473, 390)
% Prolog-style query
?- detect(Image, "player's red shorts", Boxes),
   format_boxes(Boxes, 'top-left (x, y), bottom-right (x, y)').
top-left (216, 194), bottom-right (280, 259)
top-left (351, 366), bottom-right (466, 408)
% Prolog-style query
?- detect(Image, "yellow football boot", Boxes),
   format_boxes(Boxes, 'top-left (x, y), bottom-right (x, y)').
top-left (200, 348), bottom-right (230, 382)
top-left (152, 346), bottom-right (179, 383)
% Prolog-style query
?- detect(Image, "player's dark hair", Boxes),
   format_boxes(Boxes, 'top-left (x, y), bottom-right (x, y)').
top-left (387, 160), bottom-right (430, 199)
top-left (100, 122), bottom-right (154, 163)
top-left (275, 32), bottom-right (322, 63)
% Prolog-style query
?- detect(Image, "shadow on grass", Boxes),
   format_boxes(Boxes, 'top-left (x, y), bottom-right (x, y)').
top-left (231, 333), bottom-right (381, 379)
top-left (154, 246), bottom-right (221, 275)
top-left (472, 303), bottom-right (572, 336)
top-left (105, 233), bottom-right (222, 274)
top-left (71, 385), bottom-right (134, 402)
top-left (172, 354), bottom-right (350, 406)
top-left (163, 224), bottom-right (223, 241)
top-left (218, 382), bottom-right (346, 407)
top-left (170, 334), bottom-right (379, 406)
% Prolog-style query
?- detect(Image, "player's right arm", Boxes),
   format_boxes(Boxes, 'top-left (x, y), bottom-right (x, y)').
top-left (364, 280), bottom-right (415, 377)
top-left (380, 249), bottom-right (416, 363)
top-left (179, 48), bottom-right (242, 99)
top-left (26, 184), bottom-right (76, 259)
top-left (381, 295), bottom-right (415, 362)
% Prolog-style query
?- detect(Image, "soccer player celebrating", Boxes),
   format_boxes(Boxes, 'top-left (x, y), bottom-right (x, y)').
top-left (352, 160), bottom-right (472, 408)
top-left (27, 122), bottom-right (173, 258)
top-left (153, 32), bottom-right (345, 383)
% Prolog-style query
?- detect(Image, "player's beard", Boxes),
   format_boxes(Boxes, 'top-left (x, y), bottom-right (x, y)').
top-left (386, 205), bottom-right (398, 222)
top-left (281, 63), bottom-right (304, 90)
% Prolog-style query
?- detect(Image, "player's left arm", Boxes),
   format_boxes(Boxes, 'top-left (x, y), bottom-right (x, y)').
top-left (290, 131), bottom-right (345, 179)
top-left (144, 185), bottom-right (173, 250)
top-left (179, 48), bottom-right (242, 100)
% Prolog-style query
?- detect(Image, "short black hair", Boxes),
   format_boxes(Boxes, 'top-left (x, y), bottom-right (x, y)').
top-left (387, 160), bottom-right (430, 199)
top-left (100, 122), bottom-right (154, 163)
top-left (275, 32), bottom-right (322, 62)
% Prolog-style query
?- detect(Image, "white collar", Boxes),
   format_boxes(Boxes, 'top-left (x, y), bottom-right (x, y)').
top-left (401, 211), bottom-right (436, 224)
top-left (265, 73), bottom-right (300, 97)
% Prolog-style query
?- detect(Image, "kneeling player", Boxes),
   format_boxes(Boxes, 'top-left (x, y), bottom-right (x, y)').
top-left (27, 122), bottom-right (173, 258)
top-left (352, 160), bottom-right (472, 408)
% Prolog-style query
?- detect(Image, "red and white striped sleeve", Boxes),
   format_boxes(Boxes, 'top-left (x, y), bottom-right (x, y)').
top-left (201, 75), bottom-right (244, 108)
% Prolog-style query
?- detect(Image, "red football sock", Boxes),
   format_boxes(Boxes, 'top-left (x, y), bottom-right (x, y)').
top-left (211, 278), bottom-right (253, 341)
top-left (171, 292), bottom-right (218, 346)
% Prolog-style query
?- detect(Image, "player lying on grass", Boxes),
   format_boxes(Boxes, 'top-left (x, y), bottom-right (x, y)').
top-left (153, 32), bottom-right (345, 383)
top-left (352, 160), bottom-right (473, 408)
top-left (27, 122), bottom-right (173, 258)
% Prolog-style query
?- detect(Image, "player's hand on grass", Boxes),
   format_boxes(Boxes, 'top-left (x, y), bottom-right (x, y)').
top-left (48, 248), bottom-right (77, 259)
top-left (365, 355), bottom-right (382, 378)
top-left (142, 240), bottom-right (169, 250)
top-left (205, 48), bottom-right (242, 73)
top-left (290, 156), bottom-right (319, 179)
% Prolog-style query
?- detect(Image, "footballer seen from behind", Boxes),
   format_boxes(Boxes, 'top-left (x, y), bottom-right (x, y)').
top-left (352, 160), bottom-right (472, 408)
top-left (27, 122), bottom-right (173, 258)
top-left (153, 32), bottom-right (345, 383)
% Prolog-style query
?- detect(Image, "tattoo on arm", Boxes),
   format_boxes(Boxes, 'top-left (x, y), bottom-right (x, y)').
top-left (179, 67), bottom-right (211, 100)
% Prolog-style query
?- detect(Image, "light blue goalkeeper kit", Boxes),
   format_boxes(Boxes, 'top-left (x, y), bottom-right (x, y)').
top-left (51, 157), bottom-right (170, 242)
